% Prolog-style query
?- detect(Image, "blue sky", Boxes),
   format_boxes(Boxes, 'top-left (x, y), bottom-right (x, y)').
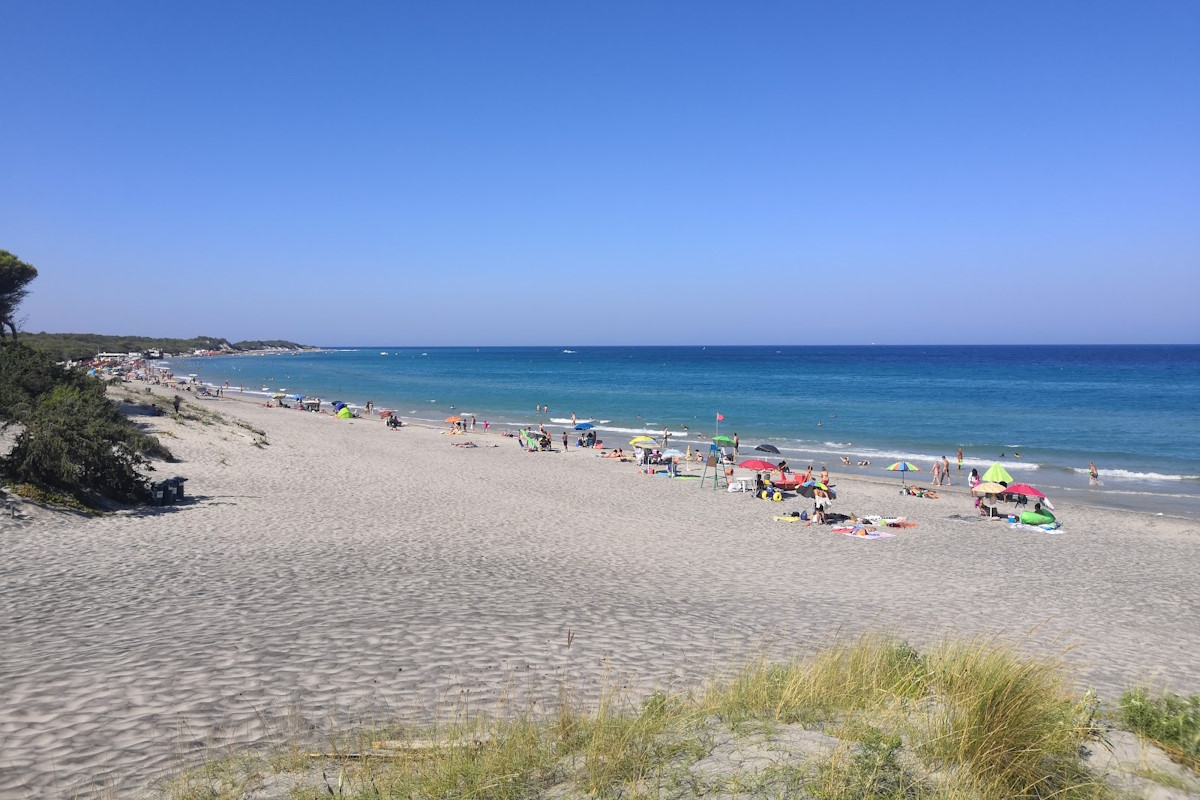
top-left (3, 1), bottom-right (1197, 345)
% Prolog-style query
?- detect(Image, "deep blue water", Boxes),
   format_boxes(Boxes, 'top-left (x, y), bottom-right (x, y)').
top-left (167, 345), bottom-right (1200, 517)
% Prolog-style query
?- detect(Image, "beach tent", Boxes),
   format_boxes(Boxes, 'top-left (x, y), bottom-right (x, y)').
top-left (981, 462), bottom-right (1014, 484)
top-left (335, 406), bottom-right (353, 419)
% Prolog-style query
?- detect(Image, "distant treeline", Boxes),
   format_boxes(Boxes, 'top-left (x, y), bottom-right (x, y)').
top-left (23, 332), bottom-right (314, 361)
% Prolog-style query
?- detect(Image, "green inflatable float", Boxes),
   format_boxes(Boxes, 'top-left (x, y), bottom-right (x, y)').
top-left (1019, 510), bottom-right (1055, 526)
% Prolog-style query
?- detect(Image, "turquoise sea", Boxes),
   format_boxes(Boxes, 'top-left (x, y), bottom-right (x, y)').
top-left (167, 345), bottom-right (1200, 518)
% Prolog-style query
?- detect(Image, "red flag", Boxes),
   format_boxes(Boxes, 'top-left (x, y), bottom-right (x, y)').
top-left (716, 412), bottom-right (725, 421)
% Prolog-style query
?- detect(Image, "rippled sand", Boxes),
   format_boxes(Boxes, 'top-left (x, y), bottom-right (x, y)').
top-left (1, 388), bottom-right (1197, 798)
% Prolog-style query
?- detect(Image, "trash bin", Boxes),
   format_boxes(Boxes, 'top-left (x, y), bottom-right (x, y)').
top-left (150, 482), bottom-right (166, 506)
top-left (172, 477), bottom-right (188, 501)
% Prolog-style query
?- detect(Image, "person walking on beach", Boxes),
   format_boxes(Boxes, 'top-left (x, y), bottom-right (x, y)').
top-left (1089, 461), bottom-right (1100, 485)
top-left (562, 431), bottom-right (568, 451)
top-left (483, 420), bottom-right (489, 433)
top-left (957, 448), bottom-right (963, 471)
top-left (931, 459), bottom-right (942, 486)
top-left (942, 456), bottom-right (952, 485)
top-left (733, 433), bottom-right (739, 457)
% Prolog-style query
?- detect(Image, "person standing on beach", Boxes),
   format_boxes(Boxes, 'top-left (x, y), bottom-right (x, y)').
top-left (733, 433), bottom-right (739, 457)
top-left (957, 448), bottom-right (963, 471)
top-left (562, 431), bottom-right (568, 451)
top-left (942, 456), bottom-right (951, 485)
top-left (471, 415), bottom-right (476, 431)
top-left (819, 465), bottom-right (828, 485)
top-left (1089, 461), bottom-right (1100, 485)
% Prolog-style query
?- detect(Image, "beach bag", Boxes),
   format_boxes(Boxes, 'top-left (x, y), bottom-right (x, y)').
top-left (800, 510), bottom-right (809, 521)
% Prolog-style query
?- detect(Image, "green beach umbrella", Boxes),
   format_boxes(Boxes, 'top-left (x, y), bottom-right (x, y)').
top-left (981, 462), bottom-right (1014, 484)
top-left (712, 435), bottom-right (735, 446)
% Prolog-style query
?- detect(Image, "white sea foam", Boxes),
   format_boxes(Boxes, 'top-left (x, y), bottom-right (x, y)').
top-left (1071, 467), bottom-right (1199, 482)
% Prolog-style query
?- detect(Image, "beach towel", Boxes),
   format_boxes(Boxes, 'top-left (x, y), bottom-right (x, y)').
top-left (859, 516), bottom-right (916, 528)
top-left (832, 526), bottom-right (895, 540)
top-left (774, 514), bottom-right (805, 523)
top-left (1010, 520), bottom-right (1063, 534)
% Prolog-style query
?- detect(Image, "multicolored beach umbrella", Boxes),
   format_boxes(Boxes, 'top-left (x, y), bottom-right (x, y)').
top-left (886, 461), bottom-right (920, 486)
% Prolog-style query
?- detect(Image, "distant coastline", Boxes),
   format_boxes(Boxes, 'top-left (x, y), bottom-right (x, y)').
top-left (22, 331), bottom-right (317, 362)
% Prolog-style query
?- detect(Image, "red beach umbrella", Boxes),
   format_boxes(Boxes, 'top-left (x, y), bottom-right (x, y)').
top-left (738, 459), bottom-right (780, 472)
top-left (1005, 483), bottom-right (1046, 498)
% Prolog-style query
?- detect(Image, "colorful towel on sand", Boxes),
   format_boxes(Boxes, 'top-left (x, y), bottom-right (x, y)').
top-left (1010, 521), bottom-right (1063, 534)
top-left (832, 526), bottom-right (896, 540)
top-left (860, 516), bottom-right (917, 528)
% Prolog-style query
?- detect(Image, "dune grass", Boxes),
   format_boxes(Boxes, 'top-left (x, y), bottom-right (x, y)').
top-left (1119, 687), bottom-right (1200, 771)
top-left (160, 633), bottom-right (1119, 799)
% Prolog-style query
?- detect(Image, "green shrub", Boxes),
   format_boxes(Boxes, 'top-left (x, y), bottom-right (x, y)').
top-left (0, 343), bottom-right (172, 507)
top-left (1120, 688), bottom-right (1200, 770)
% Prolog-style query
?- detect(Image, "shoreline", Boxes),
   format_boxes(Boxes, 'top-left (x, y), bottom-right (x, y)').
top-left (2, 382), bottom-right (1197, 797)
top-left (166, 360), bottom-right (1200, 522)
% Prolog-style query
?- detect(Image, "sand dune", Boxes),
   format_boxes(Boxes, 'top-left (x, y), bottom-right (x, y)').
top-left (1, 387), bottom-right (1197, 797)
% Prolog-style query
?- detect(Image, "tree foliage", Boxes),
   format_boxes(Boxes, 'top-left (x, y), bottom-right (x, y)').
top-left (0, 249), bottom-right (38, 341)
top-left (0, 343), bottom-right (171, 506)
top-left (22, 332), bottom-right (313, 362)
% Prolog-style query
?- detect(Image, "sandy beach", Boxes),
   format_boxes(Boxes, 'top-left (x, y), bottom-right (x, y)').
top-left (1, 386), bottom-right (1197, 798)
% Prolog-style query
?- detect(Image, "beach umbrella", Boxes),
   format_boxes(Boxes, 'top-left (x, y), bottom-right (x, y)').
top-left (754, 444), bottom-right (781, 454)
top-left (272, 392), bottom-right (285, 399)
top-left (662, 449), bottom-right (685, 458)
top-left (738, 459), bottom-right (779, 472)
top-left (333, 401), bottom-right (347, 411)
top-left (981, 462), bottom-right (1013, 484)
top-left (971, 481), bottom-right (1006, 495)
top-left (886, 461), bottom-right (920, 486)
top-left (1004, 483), bottom-right (1046, 498)
top-left (630, 436), bottom-right (655, 445)
top-left (444, 415), bottom-right (462, 423)
top-left (574, 422), bottom-right (595, 430)
top-left (712, 435), bottom-right (734, 446)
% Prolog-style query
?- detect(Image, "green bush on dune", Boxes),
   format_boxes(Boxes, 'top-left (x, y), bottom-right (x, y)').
top-left (0, 343), bottom-right (170, 507)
